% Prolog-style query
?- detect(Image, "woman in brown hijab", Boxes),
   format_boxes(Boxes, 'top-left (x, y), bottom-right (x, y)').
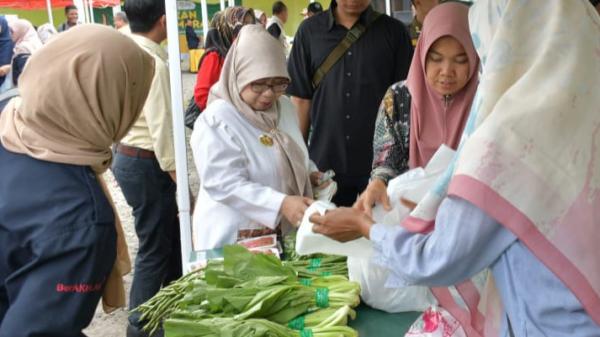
top-left (0, 24), bottom-right (154, 336)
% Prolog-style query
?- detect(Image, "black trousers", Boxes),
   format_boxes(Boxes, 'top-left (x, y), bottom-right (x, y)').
top-left (331, 174), bottom-right (370, 207)
top-left (112, 152), bottom-right (182, 335)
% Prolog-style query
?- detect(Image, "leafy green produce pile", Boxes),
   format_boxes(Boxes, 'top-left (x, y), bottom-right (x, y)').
top-left (136, 245), bottom-right (359, 337)
top-left (282, 232), bottom-right (348, 278)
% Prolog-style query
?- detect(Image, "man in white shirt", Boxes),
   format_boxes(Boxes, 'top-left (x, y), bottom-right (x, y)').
top-left (111, 1), bottom-right (181, 336)
top-left (267, 1), bottom-right (290, 55)
top-left (114, 11), bottom-right (131, 35)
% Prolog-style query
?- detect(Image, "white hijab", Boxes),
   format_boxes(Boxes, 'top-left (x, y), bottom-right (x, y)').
top-left (208, 24), bottom-right (312, 199)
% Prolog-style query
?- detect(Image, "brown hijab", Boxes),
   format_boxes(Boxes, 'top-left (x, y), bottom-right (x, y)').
top-left (0, 24), bottom-right (155, 313)
top-left (0, 24), bottom-right (155, 173)
top-left (208, 24), bottom-right (312, 198)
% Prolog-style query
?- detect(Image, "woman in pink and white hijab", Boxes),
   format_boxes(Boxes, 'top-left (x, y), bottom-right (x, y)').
top-left (311, 0), bottom-right (600, 336)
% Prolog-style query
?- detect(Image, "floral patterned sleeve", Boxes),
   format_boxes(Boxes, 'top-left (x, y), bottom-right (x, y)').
top-left (371, 82), bottom-right (411, 185)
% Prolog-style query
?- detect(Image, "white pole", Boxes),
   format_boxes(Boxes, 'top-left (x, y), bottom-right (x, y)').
top-left (228, 0), bottom-right (235, 7)
top-left (46, 0), bottom-right (54, 26)
top-left (220, 0), bottom-right (225, 10)
top-left (80, 0), bottom-right (89, 23)
top-left (112, 4), bottom-right (122, 16)
top-left (385, 0), bottom-right (392, 16)
top-left (88, 0), bottom-right (95, 23)
top-left (165, 0), bottom-right (193, 272)
top-left (200, 0), bottom-right (209, 43)
top-left (73, 0), bottom-right (86, 24)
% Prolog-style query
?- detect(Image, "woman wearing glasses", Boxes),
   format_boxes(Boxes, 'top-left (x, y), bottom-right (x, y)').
top-left (190, 25), bottom-right (322, 250)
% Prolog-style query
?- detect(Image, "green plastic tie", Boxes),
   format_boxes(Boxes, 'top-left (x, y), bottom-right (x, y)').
top-left (315, 288), bottom-right (330, 308)
top-left (309, 258), bottom-right (322, 268)
top-left (300, 329), bottom-right (314, 337)
top-left (299, 278), bottom-right (312, 287)
top-left (288, 315), bottom-right (305, 330)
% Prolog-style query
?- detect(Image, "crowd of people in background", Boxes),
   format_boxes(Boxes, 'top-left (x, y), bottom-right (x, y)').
top-left (1, 1), bottom-right (600, 337)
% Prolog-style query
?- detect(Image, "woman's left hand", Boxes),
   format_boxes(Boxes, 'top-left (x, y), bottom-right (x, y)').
top-left (310, 171), bottom-right (332, 189)
top-left (310, 207), bottom-right (374, 242)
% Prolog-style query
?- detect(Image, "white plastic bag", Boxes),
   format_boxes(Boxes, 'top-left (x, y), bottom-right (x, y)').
top-left (405, 306), bottom-right (467, 337)
top-left (295, 146), bottom-right (456, 312)
top-left (348, 146), bottom-right (456, 313)
top-left (295, 201), bottom-right (373, 258)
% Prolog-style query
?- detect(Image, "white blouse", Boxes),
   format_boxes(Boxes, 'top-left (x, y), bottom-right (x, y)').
top-left (190, 97), bottom-right (312, 250)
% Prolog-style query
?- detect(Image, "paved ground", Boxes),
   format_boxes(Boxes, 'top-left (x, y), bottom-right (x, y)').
top-left (83, 72), bottom-right (199, 337)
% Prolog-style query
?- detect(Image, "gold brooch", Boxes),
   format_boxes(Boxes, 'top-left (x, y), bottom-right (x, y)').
top-left (259, 134), bottom-right (274, 147)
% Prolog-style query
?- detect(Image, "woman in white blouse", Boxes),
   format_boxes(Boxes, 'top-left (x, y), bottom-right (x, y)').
top-left (190, 24), bottom-right (323, 250)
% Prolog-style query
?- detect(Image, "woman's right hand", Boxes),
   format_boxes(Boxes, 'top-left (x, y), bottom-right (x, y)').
top-left (353, 179), bottom-right (391, 216)
top-left (281, 195), bottom-right (313, 227)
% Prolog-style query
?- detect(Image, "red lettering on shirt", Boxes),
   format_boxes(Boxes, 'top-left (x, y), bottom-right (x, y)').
top-left (56, 281), bottom-right (103, 293)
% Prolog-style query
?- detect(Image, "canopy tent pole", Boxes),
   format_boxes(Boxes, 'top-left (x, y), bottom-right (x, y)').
top-left (46, 0), bottom-right (54, 26)
top-left (385, 0), bottom-right (392, 16)
top-left (78, 0), bottom-right (89, 23)
top-left (220, 0), bottom-right (225, 11)
top-left (228, 0), bottom-right (234, 8)
top-left (165, 0), bottom-right (193, 272)
top-left (200, 0), bottom-right (209, 43)
top-left (112, 4), bottom-right (122, 16)
top-left (73, 0), bottom-right (86, 23)
top-left (88, 0), bottom-right (95, 23)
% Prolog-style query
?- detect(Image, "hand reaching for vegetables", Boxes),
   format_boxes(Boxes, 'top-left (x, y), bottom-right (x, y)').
top-left (281, 196), bottom-right (313, 227)
top-left (353, 178), bottom-right (390, 216)
top-left (310, 208), bottom-right (374, 242)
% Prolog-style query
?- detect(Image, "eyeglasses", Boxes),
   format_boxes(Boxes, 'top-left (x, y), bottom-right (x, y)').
top-left (250, 82), bottom-right (289, 94)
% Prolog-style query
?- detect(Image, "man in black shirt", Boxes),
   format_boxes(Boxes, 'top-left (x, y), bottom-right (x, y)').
top-left (57, 5), bottom-right (78, 32)
top-left (287, 0), bottom-right (413, 207)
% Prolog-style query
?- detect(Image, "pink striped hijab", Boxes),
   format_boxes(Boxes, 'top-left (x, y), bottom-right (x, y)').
top-left (407, 2), bottom-right (479, 169)
top-left (403, 0), bottom-right (600, 335)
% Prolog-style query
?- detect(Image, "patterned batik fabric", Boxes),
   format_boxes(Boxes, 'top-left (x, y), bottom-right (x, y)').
top-left (371, 81), bottom-right (412, 184)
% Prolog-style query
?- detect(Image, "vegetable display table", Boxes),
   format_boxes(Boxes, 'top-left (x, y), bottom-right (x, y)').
top-left (189, 249), bottom-right (421, 336)
top-left (350, 305), bottom-right (420, 337)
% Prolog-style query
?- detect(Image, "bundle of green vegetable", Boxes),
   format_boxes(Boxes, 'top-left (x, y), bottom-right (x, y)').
top-left (287, 306), bottom-right (356, 331)
top-left (135, 245), bottom-right (360, 335)
top-left (284, 256), bottom-right (348, 278)
top-left (163, 317), bottom-right (358, 337)
top-left (175, 276), bottom-right (359, 323)
top-left (136, 269), bottom-right (205, 334)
